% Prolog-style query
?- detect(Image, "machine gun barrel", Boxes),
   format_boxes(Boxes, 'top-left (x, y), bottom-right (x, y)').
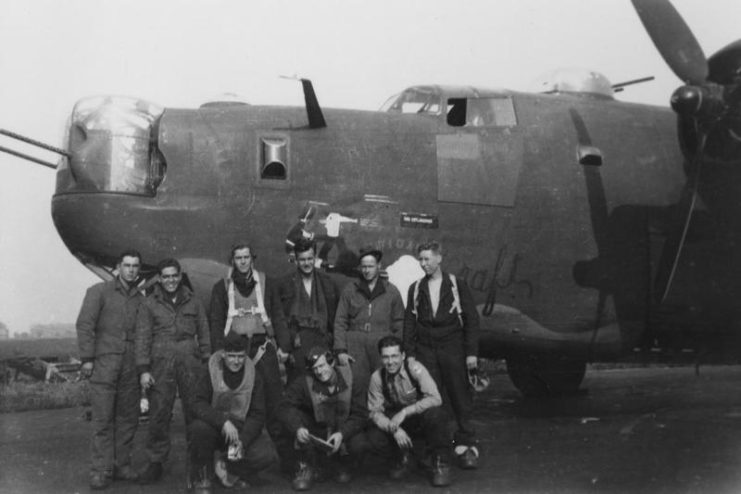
top-left (0, 144), bottom-right (57, 169)
top-left (0, 128), bottom-right (70, 157)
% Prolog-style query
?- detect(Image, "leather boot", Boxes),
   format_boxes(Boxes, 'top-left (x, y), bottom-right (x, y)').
top-left (389, 450), bottom-right (411, 480)
top-left (193, 466), bottom-right (213, 494)
top-left (138, 462), bottom-right (162, 484)
top-left (113, 465), bottom-right (139, 481)
top-left (458, 445), bottom-right (480, 469)
top-left (430, 455), bottom-right (451, 487)
top-left (89, 471), bottom-right (112, 490)
top-left (291, 461), bottom-right (314, 491)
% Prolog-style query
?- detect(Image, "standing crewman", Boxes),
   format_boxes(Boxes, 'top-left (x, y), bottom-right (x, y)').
top-left (366, 335), bottom-right (451, 487)
top-left (209, 243), bottom-right (288, 467)
top-left (136, 258), bottom-right (211, 484)
top-left (276, 346), bottom-right (369, 491)
top-left (276, 238), bottom-right (341, 384)
top-left (334, 246), bottom-right (404, 395)
top-left (188, 332), bottom-right (277, 492)
top-left (403, 241), bottom-right (481, 469)
top-left (76, 250), bottom-right (145, 490)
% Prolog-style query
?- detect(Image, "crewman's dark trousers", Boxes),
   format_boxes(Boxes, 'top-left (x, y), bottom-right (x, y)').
top-left (244, 334), bottom-right (283, 442)
top-left (277, 410), bottom-right (370, 472)
top-left (366, 407), bottom-right (452, 460)
top-left (145, 346), bottom-right (201, 464)
top-left (89, 343), bottom-right (139, 475)
top-left (345, 329), bottom-right (392, 397)
top-left (188, 419), bottom-right (277, 479)
top-left (417, 335), bottom-right (476, 445)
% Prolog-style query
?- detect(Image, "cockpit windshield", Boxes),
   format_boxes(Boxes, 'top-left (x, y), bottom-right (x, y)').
top-left (380, 87), bottom-right (443, 115)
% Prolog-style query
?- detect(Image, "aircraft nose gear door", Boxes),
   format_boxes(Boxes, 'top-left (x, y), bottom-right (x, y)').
top-left (437, 97), bottom-right (523, 207)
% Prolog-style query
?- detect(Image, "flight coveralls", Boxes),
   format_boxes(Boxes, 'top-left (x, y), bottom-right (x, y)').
top-left (209, 270), bottom-right (287, 450)
top-left (76, 278), bottom-right (143, 477)
top-left (403, 272), bottom-right (480, 446)
top-left (333, 278), bottom-right (404, 393)
top-left (188, 351), bottom-right (277, 482)
top-left (276, 271), bottom-right (341, 383)
top-left (135, 284), bottom-right (211, 465)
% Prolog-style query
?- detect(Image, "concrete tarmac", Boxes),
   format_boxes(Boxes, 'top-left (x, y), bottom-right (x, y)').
top-left (2, 365), bottom-right (741, 493)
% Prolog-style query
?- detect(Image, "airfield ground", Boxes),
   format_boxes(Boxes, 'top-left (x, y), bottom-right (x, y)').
top-left (3, 365), bottom-right (741, 493)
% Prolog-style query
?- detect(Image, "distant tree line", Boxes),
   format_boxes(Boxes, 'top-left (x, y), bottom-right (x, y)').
top-left (0, 322), bottom-right (75, 340)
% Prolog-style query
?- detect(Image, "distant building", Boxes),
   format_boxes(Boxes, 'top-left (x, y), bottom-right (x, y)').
top-left (29, 324), bottom-right (76, 339)
top-left (0, 323), bottom-right (8, 340)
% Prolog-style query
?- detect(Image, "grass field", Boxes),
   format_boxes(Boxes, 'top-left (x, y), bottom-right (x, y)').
top-left (0, 337), bottom-right (78, 360)
top-left (0, 380), bottom-right (90, 413)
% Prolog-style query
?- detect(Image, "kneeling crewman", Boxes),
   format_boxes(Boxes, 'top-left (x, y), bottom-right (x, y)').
top-left (188, 333), bottom-right (277, 492)
top-left (367, 335), bottom-right (452, 487)
top-left (277, 346), bottom-right (368, 491)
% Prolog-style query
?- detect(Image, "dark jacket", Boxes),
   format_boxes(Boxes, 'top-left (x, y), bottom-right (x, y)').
top-left (333, 278), bottom-right (404, 351)
top-left (190, 359), bottom-right (266, 446)
top-left (208, 272), bottom-right (288, 352)
top-left (76, 278), bottom-right (144, 362)
top-left (135, 284), bottom-right (211, 372)
top-left (275, 270), bottom-right (341, 352)
top-left (403, 272), bottom-right (480, 358)
top-left (277, 364), bottom-right (367, 439)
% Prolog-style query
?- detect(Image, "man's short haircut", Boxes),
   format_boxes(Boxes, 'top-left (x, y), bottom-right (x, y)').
top-left (224, 332), bottom-right (248, 353)
top-left (230, 243), bottom-right (255, 262)
top-left (118, 249), bottom-right (142, 264)
top-left (417, 241), bottom-right (443, 255)
top-left (305, 345), bottom-right (334, 370)
top-left (293, 238), bottom-right (317, 257)
top-left (157, 258), bottom-right (181, 275)
top-left (377, 335), bottom-right (404, 355)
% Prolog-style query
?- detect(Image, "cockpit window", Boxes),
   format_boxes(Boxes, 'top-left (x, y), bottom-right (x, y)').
top-left (447, 97), bottom-right (517, 127)
top-left (381, 88), bottom-right (443, 115)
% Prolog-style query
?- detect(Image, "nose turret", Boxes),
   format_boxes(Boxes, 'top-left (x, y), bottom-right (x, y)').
top-left (56, 96), bottom-right (165, 196)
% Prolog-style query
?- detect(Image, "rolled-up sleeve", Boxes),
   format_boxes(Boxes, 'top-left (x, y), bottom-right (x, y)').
top-left (367, 370), bottom-right (392, 430)
top-left (405, 364), bottom-right (442, 416)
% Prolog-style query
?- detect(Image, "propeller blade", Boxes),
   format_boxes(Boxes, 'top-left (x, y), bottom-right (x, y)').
top-left (657, 132), bottom-right (707, 303)
top-left (631, 0), bottom-right (708, 85)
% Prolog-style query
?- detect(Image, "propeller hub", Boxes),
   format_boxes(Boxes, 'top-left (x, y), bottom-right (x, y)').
top-left (670, 85), bottom-right (703, 115)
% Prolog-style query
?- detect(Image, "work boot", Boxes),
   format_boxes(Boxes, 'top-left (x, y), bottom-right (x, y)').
top-left (214, 453), bottom-right (240, 487)
top-left (138, 461), bottom-right (163, 484)
top-left (334, 461), bottom-right (352, 484)
top-left (430, 455), bottom-right (452, 487)
top-left (193, 466), bottom-right (213, 494)
top-left (89, 471), bottom-right (112, 490)
top-left (291, 461), bottom-right (314, 491)
top-left (389, 450), bottom-right (411, 480)
top-left (456, 445), bottom-right (480, 469)
top-left (113, 465), bottom-right (139, 481)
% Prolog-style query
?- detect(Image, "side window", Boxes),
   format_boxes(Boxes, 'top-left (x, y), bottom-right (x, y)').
top-left (447, 97), bottom-right (518, 127)
top-left (447, 98), bottom-right (467, 127)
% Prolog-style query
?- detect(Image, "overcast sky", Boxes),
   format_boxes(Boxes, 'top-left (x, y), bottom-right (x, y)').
top-left (0, 0), bottom-right (738, 335)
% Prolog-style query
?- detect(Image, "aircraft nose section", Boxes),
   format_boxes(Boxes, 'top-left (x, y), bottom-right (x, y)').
top-left (57, 96), bottom-right (165, 195)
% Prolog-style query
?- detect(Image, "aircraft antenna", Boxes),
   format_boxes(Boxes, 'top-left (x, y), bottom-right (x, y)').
top-left (279, 75), bottom-right (326, 129)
